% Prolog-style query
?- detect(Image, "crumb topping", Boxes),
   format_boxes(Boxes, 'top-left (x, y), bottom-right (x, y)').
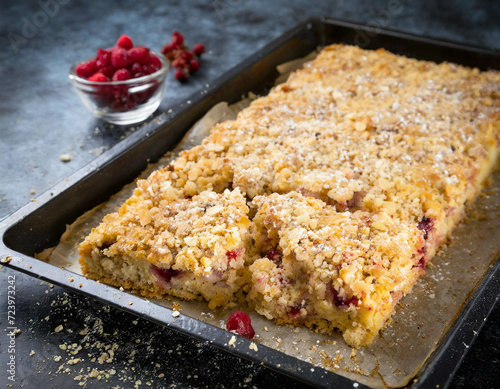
top-left (79, 44), bottom-right (500, 347)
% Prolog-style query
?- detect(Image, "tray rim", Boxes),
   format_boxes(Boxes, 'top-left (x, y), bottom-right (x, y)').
top-left (1, 16), bottom-right (499, 389)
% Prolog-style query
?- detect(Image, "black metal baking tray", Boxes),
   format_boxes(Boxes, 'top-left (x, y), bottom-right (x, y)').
top-left (1, 16), bottom-right (499, 389)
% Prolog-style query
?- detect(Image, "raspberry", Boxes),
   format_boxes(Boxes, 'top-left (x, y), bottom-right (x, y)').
top-left (149, 54), bottom-right (162, 71)
top-left (161, 32), bottom-right (205, 81)
top-left (96, 48), bottom-right (111, 68)
top-left (171, 57), bottom-right (187, 68)
top-left (141, 64), bottom-right (152, 75)
top-left (100, 65), bottom-right (116, 79)
top-left (131, 81), bottom-right (159, 104)
top-left (174, 67), bottom-right (189, 81)
top-left (188, 59), bottom-right (200, 73)
top-left (180, 51), bottom-right (193, 62)
top-left (75, 59), bottom-right (98, 78)
top-left (130, 62), bottom-right (145, 78)
top-left (161, 42), bottom-right (176, 55)
top-left (192, 43), bottom-right (205, 56)
top-left (88, 72), bottom-right (109, 82)
top-left (112, 68), bottom-right (131, 81)
top-left (172, 30), bottom-right (184, 47)
top-left (110, 95), bottom-right (136, 112)
top-left (226, 311), bottom-right (255, 339)
top-left (111, 84), bottom-right (127, 99)
top-left (111, 47), bottom-right (129, 69)
top-left (128, 46), bottom-right (150, 65)
top-left (76, 35), bottom-right (166, 113)
top-left (116, 34), bottom-right (133, 50)
top-left (164, 47), bottom-right (185, 62)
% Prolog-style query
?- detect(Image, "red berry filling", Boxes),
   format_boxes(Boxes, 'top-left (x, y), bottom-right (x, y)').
top-left (225, 248), bottom-right (244, 267)
top-left (288, 302), bottom-right (306, 319)
top-left (265, 248), bottom-right (282, 262)
top-left (414, 216), bottom-right (434, 270)
top-left (417, 216), bottom-right (434, 240)
top-left (226, 311), bottom-right (255, 339)
top-left (226, 250), bottom-right (239, 262)
top-left (161, 31), bottom-right (205, 82)
top-left (327, 283), bottom-right (359, 309)
top-left (415, 257), bottom-right (426, 269)
top-left (265, 248), bottom-right (282, 264)
top-left (151, 264), bottom-right (182, 283)
top-left (413, 247), bottom-right (427, 269)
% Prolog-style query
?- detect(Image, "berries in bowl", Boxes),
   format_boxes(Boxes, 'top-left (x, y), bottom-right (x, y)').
top-left (69, 35), bottom-right (168, 125)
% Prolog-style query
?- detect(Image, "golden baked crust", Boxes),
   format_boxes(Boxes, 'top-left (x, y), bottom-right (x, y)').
top-left (79, 44), bottom-right (500, 347)
top-left (145, 45), bottom-right (499, 219)
top-left (248, 192), bottom-right (424, 346)
top-left (79, 189), bottom-right (251, 309)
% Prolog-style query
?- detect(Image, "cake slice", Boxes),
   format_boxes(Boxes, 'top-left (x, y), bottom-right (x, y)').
top-left (248, 192), bottom-right (427, 347)
top-left (79, 188), bottom-right (251, 309)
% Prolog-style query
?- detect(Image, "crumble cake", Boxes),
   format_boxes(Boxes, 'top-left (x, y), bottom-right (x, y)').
top-left (79, 44), bottom-right (500, 347)
top-left (79, 188), bottom-right (251, 309)
top-left (248, 192), bottom-right (425, 347)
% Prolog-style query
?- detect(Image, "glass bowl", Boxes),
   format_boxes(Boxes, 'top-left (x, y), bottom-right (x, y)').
top-left (69, 52), bottom-right (168, 125)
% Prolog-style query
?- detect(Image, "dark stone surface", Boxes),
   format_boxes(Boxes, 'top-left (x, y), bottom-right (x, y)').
top-left (0, 0), bottom-right (499, 388)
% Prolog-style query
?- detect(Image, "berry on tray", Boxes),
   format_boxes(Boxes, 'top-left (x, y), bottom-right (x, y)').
top-left (226, 311), bottom-right (255, 339)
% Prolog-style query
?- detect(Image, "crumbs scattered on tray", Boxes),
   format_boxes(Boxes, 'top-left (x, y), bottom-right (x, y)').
top-left (16, 283), bottom-right (282, 388)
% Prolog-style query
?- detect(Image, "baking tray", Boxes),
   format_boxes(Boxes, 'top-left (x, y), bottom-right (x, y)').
top-left (1, 16), bottom-right (499, 388)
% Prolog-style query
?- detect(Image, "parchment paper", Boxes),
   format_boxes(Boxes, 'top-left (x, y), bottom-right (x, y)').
top-left (36, 54), bottom-right (500, 388)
